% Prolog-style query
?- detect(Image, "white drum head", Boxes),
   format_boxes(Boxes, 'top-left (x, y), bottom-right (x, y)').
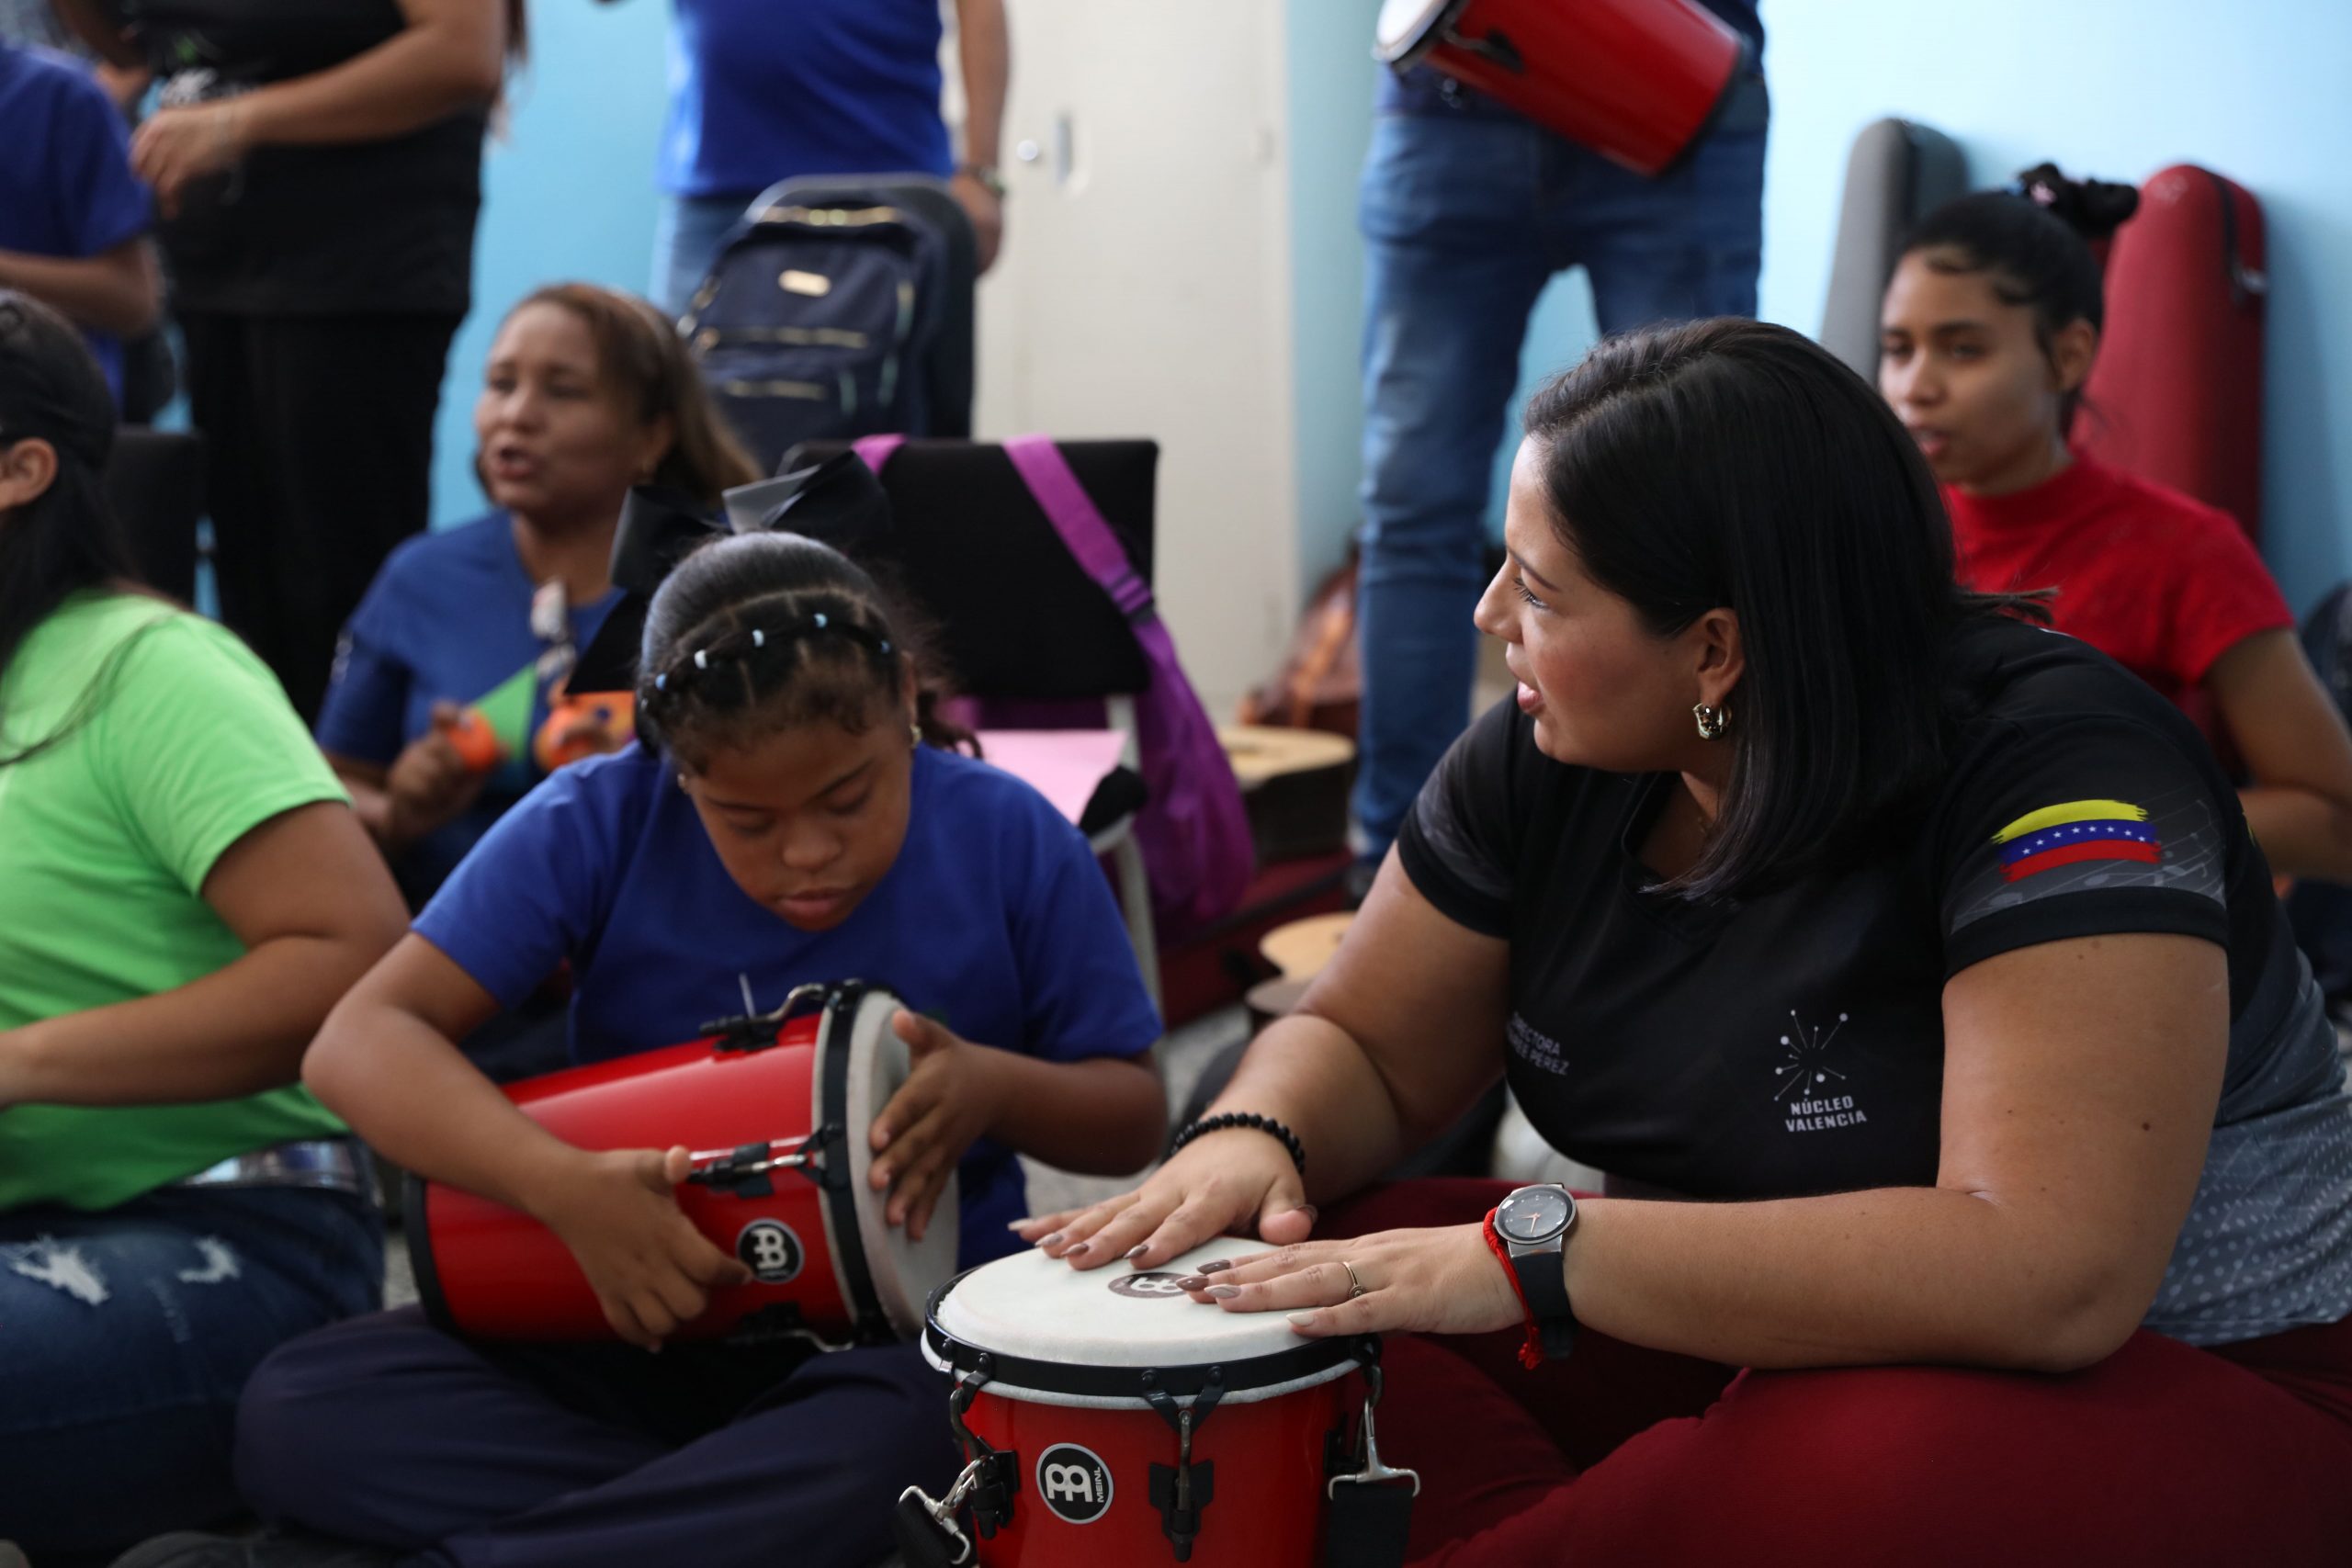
top-left (838, 987), bottom-right (959, 1337)
top-left (1374, 0), bottom-right (1465, 62)
top-left (928, 1241), bottom-right (1363, 1407)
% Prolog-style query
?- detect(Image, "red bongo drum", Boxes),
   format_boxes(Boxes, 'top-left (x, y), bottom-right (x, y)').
top-left (409, 980), bottom-right (956, 1347)
top-left (1375, 0), bottom-right (1749, 176)
top-left (897, 1244), bottom-right (1419, 1566)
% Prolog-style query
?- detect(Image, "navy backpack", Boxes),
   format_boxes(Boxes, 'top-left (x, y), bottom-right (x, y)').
top-left (681, 186), bottom-right (956, 474)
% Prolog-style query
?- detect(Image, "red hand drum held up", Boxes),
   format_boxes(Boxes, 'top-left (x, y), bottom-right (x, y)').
top-left (408, 980), bottom-right (956, 1348)
top-left (897, 1243), bottom-right (1420, 1566)
top-left (1375, 0), bottom-right (1750, 177)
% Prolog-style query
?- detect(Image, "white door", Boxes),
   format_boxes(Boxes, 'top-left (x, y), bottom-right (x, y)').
top-left (971, 1), bottom-right (1298, 716)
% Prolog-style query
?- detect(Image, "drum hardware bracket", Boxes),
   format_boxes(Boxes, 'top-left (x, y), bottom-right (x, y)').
top-left (683, 1123), bottom-right (846, 1196)
top-left (1440, 22), bottom-right (1524, 74)
top-left (723, 1301), bottom-right (856, 1355)
top-left (1144, 1366), bottom-right (1225, 1562)
top-left (702, 980), bottom-right (848, 1054)
top-left (946, 1359), bottom-right (1021, 1539)
top-left (1319, 1347), bottom-right (1419, 1568)
top-left (893, 1465), bottom-right (981, 1567)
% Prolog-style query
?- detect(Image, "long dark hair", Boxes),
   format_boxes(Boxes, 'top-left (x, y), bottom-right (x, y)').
top-left (635, 532), bottom-right (966, 772)
top-left (1522, 317), bottom-right (2038, 901)
top-left (0, 292), bottom-right (142, 767)
top-left (1897, 172), bottom-right (2139, 428)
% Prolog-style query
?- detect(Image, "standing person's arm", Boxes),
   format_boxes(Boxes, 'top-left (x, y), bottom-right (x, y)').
top-left (2207, 628), bottom-right (2352, 882)
top-left (129, 0), bottom-right (507, 213)
top-left (949, 0), bottom-right (1008, 272)
top-left (0, 242), bottom-right (158, 338)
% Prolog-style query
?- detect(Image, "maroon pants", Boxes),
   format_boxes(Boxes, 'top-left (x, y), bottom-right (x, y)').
top-left (1323, 1180), bottom-right (2352, 1567)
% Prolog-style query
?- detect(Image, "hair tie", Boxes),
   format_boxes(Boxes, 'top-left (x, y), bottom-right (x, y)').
top-left (813, 613), bottom-right (829, 629)
top-left (654, 673), bottom-right (668, 691)
top-left (752, 628), bottom-right (765, 648)
top-left (694, 649), bottom-right (709, 670)
top-left (879, 639), bottom-right (893, 654)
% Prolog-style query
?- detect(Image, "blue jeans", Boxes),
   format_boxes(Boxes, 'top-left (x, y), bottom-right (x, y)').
top-left (1351, 84), bottom-right (1769, 859)
top-left (0, 1185), bottom-right (383, 1561)
top-left (650, 193), bottom-right (759, 319)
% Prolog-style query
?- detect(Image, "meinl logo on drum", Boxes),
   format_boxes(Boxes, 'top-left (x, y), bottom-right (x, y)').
top-left (734, 1220), bottom-right (805, 1284)
top-left (1036, 1443), bottom-right (1114, 1524)
top-left (1107, 1270), bottom-right (1193, 1299)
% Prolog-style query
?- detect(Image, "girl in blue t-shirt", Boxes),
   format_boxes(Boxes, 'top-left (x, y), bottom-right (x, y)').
top-left (211, 532), bottom-right (1167, 1567)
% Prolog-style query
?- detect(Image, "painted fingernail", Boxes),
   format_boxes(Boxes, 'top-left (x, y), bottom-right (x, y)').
top-left (1124, 1244), bottom-right (1149, 1260)
top-left (1006, 1220), bottom-right (1030, 1230)
top-left (1207, 1285), bottom-right (1240, 1300)
top-left (1297, 1205), bottom-right (1319, 1224)
top-left (1067, 1242), bottom-right (1092, 1259)
top-left (1175, 1276), bottom-right (1208, 1291)
top-left (1037, 1232), bottom-right (1064, 1249)
top-left (1287, 1313), bottom-right (1318, 1328)
top-left (1196, 1258), bottom-right (1234, 1275)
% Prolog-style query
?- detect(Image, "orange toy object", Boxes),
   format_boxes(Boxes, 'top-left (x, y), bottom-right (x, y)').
top-left (535, 690), bottom-right (637, 773)
top-left (445, 708), bottom-right (503, 773)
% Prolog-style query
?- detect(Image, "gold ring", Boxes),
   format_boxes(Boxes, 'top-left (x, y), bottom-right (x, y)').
top-left (1340, 1259), bottom-right (1366, 1299)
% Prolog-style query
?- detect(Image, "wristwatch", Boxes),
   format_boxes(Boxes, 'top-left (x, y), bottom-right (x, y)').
top-left (1493, 1182), bottom-right (1579, 1359)
top-left (956, 162), bottom-right (1008, 199)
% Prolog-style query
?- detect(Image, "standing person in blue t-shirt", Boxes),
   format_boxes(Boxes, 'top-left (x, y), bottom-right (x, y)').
top-left (1349, 0), bottom-right (1769, 883)
top-left (621, 0), bottom-right (1011, 316)
top-left (318, 283), bottom-right (762, 908)
top-left (200, 531), bottom-right (1164, 1567)
top-left (0, 40), bottom-right (158, 406)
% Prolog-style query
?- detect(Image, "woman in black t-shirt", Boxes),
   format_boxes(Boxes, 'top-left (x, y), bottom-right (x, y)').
top-left (1025, 321), bottom-right (2352, 1563)
top-left (53, 0), bottom-right (523, 721)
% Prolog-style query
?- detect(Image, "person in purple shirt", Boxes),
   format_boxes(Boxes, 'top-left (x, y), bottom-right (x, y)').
top-left (619, 0), bottom-right (1011, 314)
top-left (0, 40), bottom-right (157, 404)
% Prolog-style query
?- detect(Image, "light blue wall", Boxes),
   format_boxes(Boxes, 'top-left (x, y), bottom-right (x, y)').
top-left (1284, 0), bottom-right (1381, 593)
top-left (1283, 0), bottom-right (2352, 612)
top-left (451, 5), bottom-right (2352, 614)
top-left (426, 0), bottom-right (672, 529)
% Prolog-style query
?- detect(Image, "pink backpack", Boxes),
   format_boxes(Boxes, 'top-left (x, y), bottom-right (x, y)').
top-left (855, 434), bottom-right (1254, 934)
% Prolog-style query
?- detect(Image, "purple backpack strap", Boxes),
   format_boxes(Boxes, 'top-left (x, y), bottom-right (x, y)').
top-left (1001, 434), bottom-right (1155, 621)
top-left (853, 434), bottom-right (907, 473)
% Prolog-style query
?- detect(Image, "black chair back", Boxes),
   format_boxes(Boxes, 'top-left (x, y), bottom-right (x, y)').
top-left (786, 438), bottom-right (1156, 699)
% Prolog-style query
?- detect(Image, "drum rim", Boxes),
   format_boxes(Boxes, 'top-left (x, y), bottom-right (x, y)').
top-left (813, 982), bottom-right (889, 1338)
top-left (922, 1269), bottom-right (1370, 1404)
top-left (838, 984), bottom-right (959, 1337)
top-left (1373, 0), bottom-right (1473, 67)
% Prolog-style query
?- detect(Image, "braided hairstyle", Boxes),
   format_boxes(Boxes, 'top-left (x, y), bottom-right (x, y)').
top-left (1897, 167), bottom-right (2140, 428)
top-left (635, 532), bottom-right (967, 773)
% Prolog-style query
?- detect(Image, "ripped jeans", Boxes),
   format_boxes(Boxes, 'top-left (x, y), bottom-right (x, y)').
top-left (0, 1185), bottom-right (382, 1561)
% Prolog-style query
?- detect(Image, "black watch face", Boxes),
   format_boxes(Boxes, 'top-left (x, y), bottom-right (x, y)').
top-left (1498, 1186), bottom-right (1573, 1245)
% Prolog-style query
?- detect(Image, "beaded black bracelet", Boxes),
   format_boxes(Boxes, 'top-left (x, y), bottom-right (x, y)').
top-left (1169, 1111), bottom-right (1306, 1176)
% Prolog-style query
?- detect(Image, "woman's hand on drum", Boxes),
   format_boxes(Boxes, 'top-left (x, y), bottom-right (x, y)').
top-left (1007, 1127), bottom-right (1317, 1269)
top-left (1176, 1224), bottom-right (1524, 1340)
top-left (868, 1010), bottom-right (1005, 1241)
top-left (536, 1144), bottom-right (752, 1350)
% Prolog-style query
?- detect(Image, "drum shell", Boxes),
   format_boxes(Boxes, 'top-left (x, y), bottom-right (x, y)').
top-left (412, 1019), bottom-right (852, 1342)
top-left (963, 1375), bottom-right (1358, 1567)
top-left (1394, 0), bottom-right (1747, 176)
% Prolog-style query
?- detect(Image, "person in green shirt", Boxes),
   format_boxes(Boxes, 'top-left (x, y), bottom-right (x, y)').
top-left (0, 294), bottom-right (407, 1561)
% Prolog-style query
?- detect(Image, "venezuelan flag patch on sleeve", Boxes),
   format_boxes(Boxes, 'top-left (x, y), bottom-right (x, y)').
top-left (1992, 799), bottom-right (2160, 883)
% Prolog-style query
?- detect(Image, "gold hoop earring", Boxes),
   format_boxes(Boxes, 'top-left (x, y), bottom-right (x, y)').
top-left (1693, 703), bottom-right (1729, 741)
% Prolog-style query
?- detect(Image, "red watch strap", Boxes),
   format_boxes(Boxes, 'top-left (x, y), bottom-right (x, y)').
top-left (1482, 1210), bottom-right (1547, 1371)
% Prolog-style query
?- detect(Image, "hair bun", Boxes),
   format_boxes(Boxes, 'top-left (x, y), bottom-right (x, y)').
top-left (2011, 162), bottom-right (2141, 242)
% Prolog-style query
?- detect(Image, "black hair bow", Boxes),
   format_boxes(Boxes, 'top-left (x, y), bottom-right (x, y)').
top-left (570, 450), bottom-right (894, 693)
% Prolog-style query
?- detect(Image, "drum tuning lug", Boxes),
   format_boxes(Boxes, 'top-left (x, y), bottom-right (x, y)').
top-left (893, 1472), bottom-right (978, 1567)
top-left (1327, 1393), bottom-right (1420, 1499)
